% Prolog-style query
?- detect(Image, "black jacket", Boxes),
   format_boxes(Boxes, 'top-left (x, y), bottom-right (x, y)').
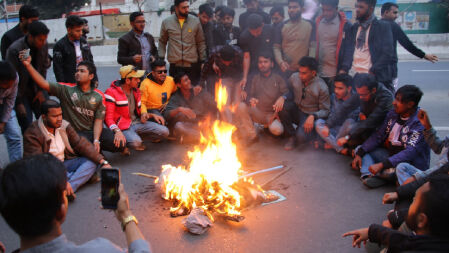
top-left (1, 24), bottom-right (24, 60)
top-left (5, 36), bottom-right (50, 105)
top-left (382, 19), bottom-right (426, 79)
top-left (341, 18), bottom-right (395, 85)
top-left (368, 224), bottom-right (449, 253)
top-left (53, 35), bottom-right (94, 83)
top-left (117, 30), bottom-right (157, 69)
top-left (349, 82), bottom-right (393, 142)
top-left (239, 8), bottom-right (271, 31)
top-left (212, 23), bottom-right (240, 48)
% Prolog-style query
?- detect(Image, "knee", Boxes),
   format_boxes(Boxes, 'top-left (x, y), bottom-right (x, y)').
top-left (268, 119), bottom-right (284, 136)
top-left (396, 163), bottom-right (410, 173)
top-left (159, 125), bottom-right (170, 137)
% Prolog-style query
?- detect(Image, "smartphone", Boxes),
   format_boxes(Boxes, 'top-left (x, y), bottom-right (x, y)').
top-left (101, 168), bottom-right (120, 209)
top-left (19, 48), bottom-right (30, 61)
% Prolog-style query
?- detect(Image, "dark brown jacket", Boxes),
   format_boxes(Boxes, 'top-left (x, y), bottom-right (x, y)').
top-left (23, 118), bottom-right (103, 163)
top-left (117, 30), bottom-right (157, 69)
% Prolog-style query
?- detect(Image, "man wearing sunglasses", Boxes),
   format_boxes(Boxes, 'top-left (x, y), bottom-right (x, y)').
top-left (140, 60), bottom-right (177, 124)
top-left (380, 2), bottom-right (438, 90)
top-left (104, 65), bottom-right (169, 152)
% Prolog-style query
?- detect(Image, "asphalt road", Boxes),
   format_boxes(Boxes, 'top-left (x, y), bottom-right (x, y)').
top-left (0, 61), bottom-right (448, 252)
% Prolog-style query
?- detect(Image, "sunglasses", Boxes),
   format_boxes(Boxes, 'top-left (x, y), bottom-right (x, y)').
top-left (155, 70), bottom-right (168, 74)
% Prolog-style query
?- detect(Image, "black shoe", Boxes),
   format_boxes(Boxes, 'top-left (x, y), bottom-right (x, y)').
top-left (362, 176), bottom-right (387, 189)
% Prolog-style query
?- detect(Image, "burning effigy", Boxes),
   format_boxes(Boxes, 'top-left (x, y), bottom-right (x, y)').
top-left (147, 81), bottom-right (282, 234)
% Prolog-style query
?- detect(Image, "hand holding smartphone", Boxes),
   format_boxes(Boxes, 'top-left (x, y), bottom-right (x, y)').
top-left (101, 168), bottom-right (120, 209)
top-left (19, 48), bottom-right (30, 61)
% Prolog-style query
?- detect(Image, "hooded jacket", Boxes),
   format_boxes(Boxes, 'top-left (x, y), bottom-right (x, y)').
top-left (359, 109), bottom-right (430, 170)
top-left (104, 80), bottom-right (142, 131)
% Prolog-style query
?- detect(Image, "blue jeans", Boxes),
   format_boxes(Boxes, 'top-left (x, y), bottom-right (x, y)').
top-left (123, 121), bottom-right (169, 148)
top-left (3, 110), bottom-right (23, 162)
top-left (360, 147), bottom-right (390, 178)
top-left (315, 118), bottom-right (355, 152)
top-left (64, 157), bottom-right (97, 192)
top-left (396, 163), bottom-right (420, 185)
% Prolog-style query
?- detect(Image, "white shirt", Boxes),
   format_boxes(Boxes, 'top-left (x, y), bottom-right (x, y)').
top-left (351, 26), bottom-right (372, 74)
top-left (42, 125), bottom-right (66, 161)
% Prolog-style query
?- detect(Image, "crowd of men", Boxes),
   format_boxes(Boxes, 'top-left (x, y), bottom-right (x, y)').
top-left (0, 0), bottom-right (448, 252)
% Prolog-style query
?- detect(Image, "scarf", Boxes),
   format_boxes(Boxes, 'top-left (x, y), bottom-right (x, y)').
top-left (356, 15), bottom-right (375, 49)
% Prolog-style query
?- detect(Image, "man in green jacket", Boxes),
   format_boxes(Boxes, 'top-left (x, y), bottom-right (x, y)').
top-left (158, 0), bottom-right (207, 87)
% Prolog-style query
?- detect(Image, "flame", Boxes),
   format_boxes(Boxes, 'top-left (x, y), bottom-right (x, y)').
top-left (215, 79), bottom-right (227, 111)
top-left (160, 79), bottom-right (256, 221)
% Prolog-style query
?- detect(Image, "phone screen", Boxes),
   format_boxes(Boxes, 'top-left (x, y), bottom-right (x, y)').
top-left (101, 168), bottom-right (120, 209)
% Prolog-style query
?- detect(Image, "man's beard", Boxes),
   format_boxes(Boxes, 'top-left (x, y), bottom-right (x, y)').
top-left (356, 12), bottom-right (370, 22)
top-left (179, 11), bottom-right (188, 18)
top-left (289, 12), bottom-right (301, 21)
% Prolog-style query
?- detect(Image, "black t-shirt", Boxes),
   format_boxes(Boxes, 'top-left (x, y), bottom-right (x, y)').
top-left (238, 9), bottom-right (271, 31)
top-left (238, 25), bottom-right (273, 73)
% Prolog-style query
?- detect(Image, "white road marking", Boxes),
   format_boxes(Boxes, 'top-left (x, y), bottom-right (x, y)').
top-left (412, 70), bottom-right (449, 72)
top-left (434, 127), bottom-right (449, 131)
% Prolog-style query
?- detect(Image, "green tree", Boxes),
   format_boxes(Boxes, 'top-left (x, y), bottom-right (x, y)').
top-left (18, 0), bottom-right (91, 19)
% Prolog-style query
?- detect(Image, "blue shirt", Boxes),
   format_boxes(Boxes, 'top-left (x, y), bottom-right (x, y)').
top-left (135, 32), bottom-right (151, 72)
top-left (20, 234), bottom-right (151, 253)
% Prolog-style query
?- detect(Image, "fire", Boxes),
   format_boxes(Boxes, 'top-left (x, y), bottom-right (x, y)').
top-left (215, 79), bottom-right (227, 111)
top-left (158, 80), bottom-right (258, 221)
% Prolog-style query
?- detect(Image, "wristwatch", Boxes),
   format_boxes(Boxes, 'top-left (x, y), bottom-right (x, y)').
top-left (101, 160), bottom-right (109, 167)
top-left (345, 135), bottom-right (350, 140)
top-left (121, 215), bottom-right (138, 231)
top-left (113, 128), bottom-right (121, 133)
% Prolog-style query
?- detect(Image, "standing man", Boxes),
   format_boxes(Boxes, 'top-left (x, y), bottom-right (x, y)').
top-left (6, 21), bottom-right (50, 133)
top-left (105, 65), bottom-right (169, 151)
top-left (279, 57), bottom-right (330, 150)
top-left (118, 12), bottom-right (157, 72)
top-left (235, 52), bottom-right (289, 142)
top-left (81, 18), bottom-right (90, 40)
top-left (1, 5), bottom-right (39, 60)
top-left (200, 45), bottom-right (243, 99)
top-left (270, 5), bottom-right (285, 27)
top-left (212, 7), bottom-right (240, 47)
top-left (381, 2), bottom-right (438, 89)
top-left (340, 0), bottom-right (395, 91)
top-left (315, 0), bottom-right (352, 92)
top-left (53, 15), bottom-right (94, 84)
top-left (23, 99), bottom-right (112, 200)
top-left (21, 56), bottom-right (124, 154)
top-left (158, 0), bottom-right (206, 86)
top-left (0, 61), bottom-right (22, 163)
top-left (198, 3), bottom-right (214, 55)
top-left (239, 0), bottom-right (271, 31)
top-left (273, 0), bottom-right (312, 79)
top-left (238, 14), bottom-right (274, 96)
